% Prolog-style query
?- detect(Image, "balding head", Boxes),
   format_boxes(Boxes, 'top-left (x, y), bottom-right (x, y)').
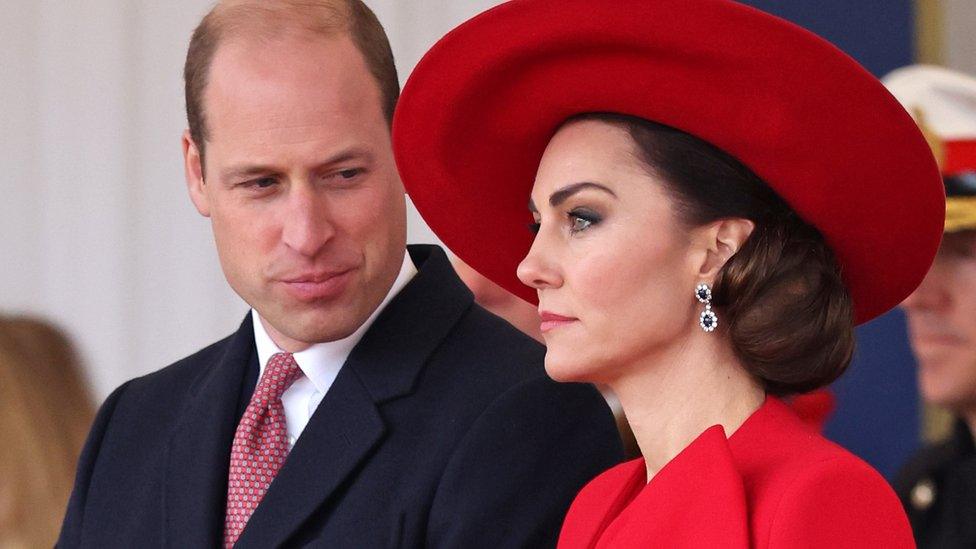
top-left (184, 0), bottom-right (398, 167)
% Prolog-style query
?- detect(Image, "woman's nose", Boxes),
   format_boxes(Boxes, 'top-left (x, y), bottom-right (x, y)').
top-left (517, 234), bottom-right (563, 291)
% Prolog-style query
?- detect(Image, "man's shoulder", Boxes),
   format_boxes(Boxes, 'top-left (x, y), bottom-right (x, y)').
top-left (432, 302), bottom-right (615, 436)
top-left (107, 329), bottom-right (241, 413)
top-left (135, 331), bottom-right (236, 389)
top-left (446, 302), bottom-right (546, 376)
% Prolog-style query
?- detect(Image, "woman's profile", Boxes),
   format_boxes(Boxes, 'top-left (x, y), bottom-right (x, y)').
top-left (393, 0), bottom-right (943, 546)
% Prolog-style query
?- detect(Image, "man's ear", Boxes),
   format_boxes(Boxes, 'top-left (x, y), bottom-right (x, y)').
top-left (183, 130), bottom-right (211, 217)
top-left (697, 218), bottom-right (755, 279)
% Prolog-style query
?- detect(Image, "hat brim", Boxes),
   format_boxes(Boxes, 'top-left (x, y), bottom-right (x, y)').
top-left (393, 0), bottom-right (944, 324)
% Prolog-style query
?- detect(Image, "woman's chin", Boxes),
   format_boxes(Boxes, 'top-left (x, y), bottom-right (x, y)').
top-left (544, 354), bottom-right (597, 383)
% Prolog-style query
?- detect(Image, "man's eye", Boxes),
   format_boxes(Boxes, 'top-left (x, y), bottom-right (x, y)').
top-left (249, 177), bottom-right (276, 189)
top-left (321, 168), bottom-right (364, 187)
top-left (527, 221), bottom-right (541, 234)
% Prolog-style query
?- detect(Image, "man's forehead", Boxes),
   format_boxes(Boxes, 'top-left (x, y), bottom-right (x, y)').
top-left (207, 0), bottom-right (350, 49)
top-left (208, 32), bottom-right (363, 87)
top-left (204, 34), bottom-right (382, 132)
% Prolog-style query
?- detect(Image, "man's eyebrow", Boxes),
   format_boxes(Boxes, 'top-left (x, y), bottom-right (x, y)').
top-left (218, 147), bottom-right (374, 182)
top-left (313, 147), bottom-right (374, 170)
top-left (217, 165), bottom-right (274, 183)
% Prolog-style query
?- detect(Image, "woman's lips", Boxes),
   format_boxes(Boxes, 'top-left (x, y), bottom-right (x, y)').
top-left (539, 311), bottom-right (578, 333)
top-left (279, 269), bottom-right (355, 301)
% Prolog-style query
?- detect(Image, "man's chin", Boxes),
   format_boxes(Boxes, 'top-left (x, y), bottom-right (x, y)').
top-left (279, 319), bottom-right (363, 345)
top-left (257, 304), bottom-right (368, 346)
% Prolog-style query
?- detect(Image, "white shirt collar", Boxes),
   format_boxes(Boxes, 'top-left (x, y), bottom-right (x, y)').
top-left (252, 251), bottom-right (418, 391)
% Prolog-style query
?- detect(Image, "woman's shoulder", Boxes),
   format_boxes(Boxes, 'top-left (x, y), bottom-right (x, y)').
top-left (760, 451), bottom-right (913, 547)
top-left (570, 456), bottom-right (646, 506)
top-left (736, 397), bottom-right (882, 477)
top-left (739, 399), bottom-right (914, 547)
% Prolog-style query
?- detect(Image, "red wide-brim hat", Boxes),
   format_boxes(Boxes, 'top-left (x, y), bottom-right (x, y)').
top-left (393, 0), bottom-right (944, 324)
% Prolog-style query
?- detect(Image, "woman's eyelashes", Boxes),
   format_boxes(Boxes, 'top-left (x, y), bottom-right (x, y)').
top-left (568, 207), bottom-right (602, 234)
top-left (526, 207), bottom-right (603, 236)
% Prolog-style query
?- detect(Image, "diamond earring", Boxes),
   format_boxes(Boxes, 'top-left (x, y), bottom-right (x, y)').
top-left (696, 283), bottom-right (718, 332)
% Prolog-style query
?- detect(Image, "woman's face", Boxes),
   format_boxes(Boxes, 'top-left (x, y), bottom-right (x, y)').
top-left (517, 120), bottom-right (705, 383)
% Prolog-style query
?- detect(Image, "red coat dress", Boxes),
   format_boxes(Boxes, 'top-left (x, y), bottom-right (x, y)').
top-left (558, 397), bottom-right (914, 548)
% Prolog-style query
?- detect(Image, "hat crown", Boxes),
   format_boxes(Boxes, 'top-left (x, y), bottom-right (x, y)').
top-left (395, 0), bottom-right (945, 324)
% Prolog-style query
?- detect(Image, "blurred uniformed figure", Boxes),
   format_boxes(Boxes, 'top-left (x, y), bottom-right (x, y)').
top-left (888, 65), bottom-right (976, 549)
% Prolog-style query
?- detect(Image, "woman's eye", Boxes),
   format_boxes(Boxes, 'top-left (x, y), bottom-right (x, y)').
top-left (568, 209), bottom-right (600, 234)
top-left (570, 215), bottom-right (592, 233)
top-left (527, 221), bottom-right (541, 234)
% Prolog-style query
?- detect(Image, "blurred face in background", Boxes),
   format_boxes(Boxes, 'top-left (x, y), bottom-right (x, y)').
top-left (183, 33), bottom-right (407, 352)
top-left (903, 230), bottom-right (976, 416)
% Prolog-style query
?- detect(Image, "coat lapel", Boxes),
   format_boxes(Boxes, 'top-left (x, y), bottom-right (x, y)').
top-left (163, 314), bottom-right (257, 548)
top-left (235, 245), bottom-right (474, 547)
top-left (234, 367), bottom-right (385, 548)
top-left (597, 427), bottom-right (749, 548)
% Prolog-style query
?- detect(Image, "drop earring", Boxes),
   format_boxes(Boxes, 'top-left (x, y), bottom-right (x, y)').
top-left (696, 283), bottom-right (718, 332)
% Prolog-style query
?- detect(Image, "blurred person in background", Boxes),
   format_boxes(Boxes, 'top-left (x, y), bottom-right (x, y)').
top-left (0, 315), bottom-right (95, 548)
top-left (889, 64), bottom-right (976, 549)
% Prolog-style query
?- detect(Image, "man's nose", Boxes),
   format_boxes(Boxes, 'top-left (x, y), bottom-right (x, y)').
top-left (281, 184), bottom-right (335, 257)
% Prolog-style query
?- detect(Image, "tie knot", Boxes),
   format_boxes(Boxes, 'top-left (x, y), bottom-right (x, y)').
top-left (257, 352), bottom-right (303, 401)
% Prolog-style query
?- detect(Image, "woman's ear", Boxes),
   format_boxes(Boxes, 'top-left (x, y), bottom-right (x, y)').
top-left (697, 218), bottom-right (755, 278)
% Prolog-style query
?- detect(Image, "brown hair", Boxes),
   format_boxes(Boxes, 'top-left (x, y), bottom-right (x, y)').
top-left (0, 316), bottom-right (95, 547)
top-left (570, 113), bottom-right (855, 395)
top-left (184, 0), bottom-right (399, 168)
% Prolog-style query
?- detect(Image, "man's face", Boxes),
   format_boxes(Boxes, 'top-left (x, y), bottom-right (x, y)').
top-left (903, 231), bottom-right (976, 415)
top-left (183, 33), bottom-right (407, 351)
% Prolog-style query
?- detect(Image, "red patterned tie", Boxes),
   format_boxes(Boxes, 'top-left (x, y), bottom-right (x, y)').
top-left (223, 352), bottom-right (304, 547)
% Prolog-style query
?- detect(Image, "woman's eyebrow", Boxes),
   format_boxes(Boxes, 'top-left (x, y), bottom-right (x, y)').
top-left (549, 182), bottom-right (617, 207)
top-left (528, 181), bottom-right (617, 212)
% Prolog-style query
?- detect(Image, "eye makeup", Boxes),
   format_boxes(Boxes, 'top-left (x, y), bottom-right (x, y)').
top-left (568, 207), bottom-right (602, 234)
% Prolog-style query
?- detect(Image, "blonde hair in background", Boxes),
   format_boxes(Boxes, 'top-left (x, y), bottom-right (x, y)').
top-left (0, 316), bottom-right (95, 548)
